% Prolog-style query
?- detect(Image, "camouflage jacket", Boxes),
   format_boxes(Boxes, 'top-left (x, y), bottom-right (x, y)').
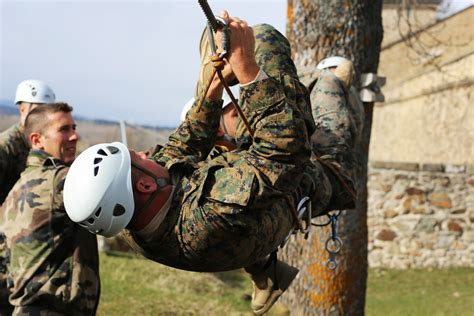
top-left (0, 123), bottom-right (30, 204)
top-left (0, 150), bottom-right (100, 315)
top-left (124, 24), bottom-right (333, 272)
top-left (309, 70), bottom-right (365, 210)
top-left (0, 123), bottom-right (30, 312)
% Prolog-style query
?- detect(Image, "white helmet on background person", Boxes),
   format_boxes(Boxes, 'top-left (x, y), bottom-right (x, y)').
top-left (14, 79), bottom-right (56, 104)
top-left (221, 84), bottom-right (240, 110)
top-left (64, 142), bottom-right (134, 237)
top-left (180, 85), bottom-right (240, 122)
top-left (180, 98), bottom-right (195, 122)
top-left (316, 56), bottom-right (349, 70)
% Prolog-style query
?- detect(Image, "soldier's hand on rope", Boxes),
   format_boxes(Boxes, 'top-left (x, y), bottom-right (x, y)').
top-left (205, 60), bottom-right (234, 100)
top-left (218, 10), bottom-right (260, 85)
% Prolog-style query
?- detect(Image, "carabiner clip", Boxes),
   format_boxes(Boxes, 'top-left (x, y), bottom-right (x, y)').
top-left (207, 16), bottom-right (229, 59)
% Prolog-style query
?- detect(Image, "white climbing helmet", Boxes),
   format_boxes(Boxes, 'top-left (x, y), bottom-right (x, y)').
top-left (14, 79), bottom-right (56, 104)
top-left (316, 56), bottom-right (349, 70)
top-left (221, 85), bottom-right (240, 110)
top-left (180, 98), bottom-right (195, 122)
top-left (64, 142), bottom-right (134, 237)
top-left (180, 85), bottom-right (240, 122)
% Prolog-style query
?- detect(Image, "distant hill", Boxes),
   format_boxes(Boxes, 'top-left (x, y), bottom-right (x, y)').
top-left (0, 103), bottom-right (17, 116)
top-left (0, 110), bottom-right (173, 151)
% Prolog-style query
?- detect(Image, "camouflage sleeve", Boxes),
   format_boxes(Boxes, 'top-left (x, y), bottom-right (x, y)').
top-left (153, 99), bottom-right (222, 168)
top-left (0, 146), bottom-right (8, 203)
top-left (51, 167), bottom-right (69, 212)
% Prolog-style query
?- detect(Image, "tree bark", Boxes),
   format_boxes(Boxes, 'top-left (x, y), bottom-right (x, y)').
top-left (279, 1), bottom-right (383, 314)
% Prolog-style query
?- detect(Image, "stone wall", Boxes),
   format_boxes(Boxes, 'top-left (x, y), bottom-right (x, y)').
top-left (367, 161), bottom-right (474, 268)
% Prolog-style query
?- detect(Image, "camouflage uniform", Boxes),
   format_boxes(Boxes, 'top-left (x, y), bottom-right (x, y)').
top-left (0, 123), bottom-right (29, 204)
top-left (0, 150), bottom-right (100, 315)
top-left (124, 24), bottom-right (333, 272)
top-left (309, 69), bottom-right (365, 210)
top-left (0, 123), bottom-right (30, 314)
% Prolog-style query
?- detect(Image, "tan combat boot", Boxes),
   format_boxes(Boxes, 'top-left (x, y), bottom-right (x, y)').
top-left (246, 259), bottom-right (299, 315)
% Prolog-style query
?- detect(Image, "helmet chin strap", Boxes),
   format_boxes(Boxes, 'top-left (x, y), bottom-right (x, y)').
top-left (130, 161), bottom-right (168, 219)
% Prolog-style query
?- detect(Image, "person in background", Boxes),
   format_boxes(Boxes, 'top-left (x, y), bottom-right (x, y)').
top-left (0, 103), bottom-right (100, 315)
top-left (0, 79), bottom-right (56, 315)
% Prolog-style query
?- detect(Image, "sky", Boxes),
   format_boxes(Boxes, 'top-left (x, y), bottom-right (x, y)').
top-left (0, 0), bottom-right (287, 127)
top-left (1, 0), bottom-right (470, 127)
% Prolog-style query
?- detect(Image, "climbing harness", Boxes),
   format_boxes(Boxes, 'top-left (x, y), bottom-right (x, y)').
top-left (280, 194), bottom-right (343, 270)
top-left (280, 196), bottom-right (312, 249)
top-left (197, 0), bottom-right (254, 139)
top-left (316, 156), bottom-right (357, 202)
top-left (313, 211), bottom-right (343, 270)
top-left (279, 155), bottom-right (357, 270)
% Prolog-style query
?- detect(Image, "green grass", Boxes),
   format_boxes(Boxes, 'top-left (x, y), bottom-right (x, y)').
top-left (366, 267), bottom-right (474, 316)
top-left (97, 251), bottom-right (254, 315)
top-left (98, 251), bottom-right (474, 315)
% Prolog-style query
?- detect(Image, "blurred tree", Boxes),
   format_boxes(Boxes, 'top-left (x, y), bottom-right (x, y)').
top-left (279, 0), bottom-right (383, 314)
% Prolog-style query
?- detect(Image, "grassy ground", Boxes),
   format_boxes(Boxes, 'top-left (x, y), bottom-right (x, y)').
top-left (366, 267), bottom-right (474, 316)
top-left (98, 251), bottom-right (474, 315)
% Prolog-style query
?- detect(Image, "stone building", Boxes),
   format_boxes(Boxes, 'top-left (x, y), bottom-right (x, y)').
top-left (367, 3), bottom-right (473, 268)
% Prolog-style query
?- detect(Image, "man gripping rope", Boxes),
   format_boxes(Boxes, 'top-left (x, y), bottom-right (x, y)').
top-left (64, 11), bottom-right (333, 315)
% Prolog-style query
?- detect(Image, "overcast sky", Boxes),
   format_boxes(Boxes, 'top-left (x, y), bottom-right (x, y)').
top-left (0, 0), bottom-right (286, 127)
top-left (1, 0), bottom-right (470, 127)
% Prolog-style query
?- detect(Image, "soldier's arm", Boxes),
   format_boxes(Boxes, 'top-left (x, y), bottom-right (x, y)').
top-left (152, 98), bottom-right (222, 167)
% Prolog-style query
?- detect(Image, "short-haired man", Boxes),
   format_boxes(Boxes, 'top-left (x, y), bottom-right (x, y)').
top-left (64, 12), bottom-right (332, 315)
top-left (0, 103), bottom-right (100, 315)
top-left (0, 79), bottom-right (55, 314)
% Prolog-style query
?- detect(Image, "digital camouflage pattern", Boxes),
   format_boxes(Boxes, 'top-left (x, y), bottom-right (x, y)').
top-left (123, 24), bottom-right (333, 272)
top-left (0, 150), bottom-right (100, 315)
top-left (0, 123), bottom-right (30, 314)
top-left (309, 69), bottom-right (365, 209)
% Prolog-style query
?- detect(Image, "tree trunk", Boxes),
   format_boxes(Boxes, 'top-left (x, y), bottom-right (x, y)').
top-left (279, 1), bottom-right (383, 314)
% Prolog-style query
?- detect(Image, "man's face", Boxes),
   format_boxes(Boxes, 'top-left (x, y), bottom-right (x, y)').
top-left (219, 105), bottom-right (238, 138)
top-left (216, 105), bottom-right (238, 150)
top-left (38, 111), bottom-right (78, 164)
top-left (129, 150), bottom-right (169, 181)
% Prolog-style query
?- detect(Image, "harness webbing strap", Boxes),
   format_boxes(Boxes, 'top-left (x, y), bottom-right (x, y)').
top-left (316, 157), bottom-right (357, 202)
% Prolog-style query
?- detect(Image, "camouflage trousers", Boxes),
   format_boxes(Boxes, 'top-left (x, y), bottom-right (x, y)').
top-left (0, 233), bottom-right (13, 316)
top-left (12, 306), bottom-right (64, 316)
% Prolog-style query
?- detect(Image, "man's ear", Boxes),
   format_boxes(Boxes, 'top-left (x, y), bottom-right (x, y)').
top-left (135, 177), bottom-right (157, 194)
top-left (18, 103), bottom-right (29, 116)
top-left (29, 132), bottom-right (43, 150)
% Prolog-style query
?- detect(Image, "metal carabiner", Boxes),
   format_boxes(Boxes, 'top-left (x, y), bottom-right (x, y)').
top-left (296, 196), bottom-right (311, 238)
top-left (206, 16), bottom-right (229, 59)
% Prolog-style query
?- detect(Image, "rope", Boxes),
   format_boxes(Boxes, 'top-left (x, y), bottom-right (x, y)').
top-left (196, 54), bottom-right (254, 140)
